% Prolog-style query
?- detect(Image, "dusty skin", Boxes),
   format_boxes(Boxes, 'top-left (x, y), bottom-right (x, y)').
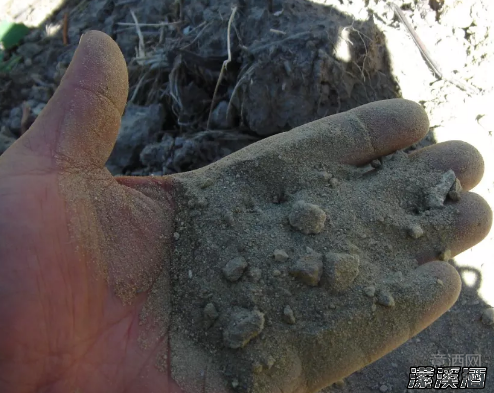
top-left (0, 31), bottom-right (491, 393)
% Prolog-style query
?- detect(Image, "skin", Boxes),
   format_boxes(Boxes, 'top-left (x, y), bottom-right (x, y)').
top-left (0, 31), bottom-right (491, 393)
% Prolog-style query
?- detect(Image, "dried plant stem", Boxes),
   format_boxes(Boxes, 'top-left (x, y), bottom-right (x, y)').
top-left (207, 6), bottom-right (237, 130)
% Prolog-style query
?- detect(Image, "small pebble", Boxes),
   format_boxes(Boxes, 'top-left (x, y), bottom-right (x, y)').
top-left (481, 308), bottom-right (494, 326)
top-left (289, 252), bottom-right (323, 286)
top-left (377, 290), bottom-right (395, 307)
top-left (174, 232), bottom-right (180, 240)
top-left (223, 257), bottom-right (248, 282)
top-left (273, 249), bottom-right (289, 262)
top-left (334, 380), bottom-right (345, 388)
top-left (439, 249), bottom-right (452, 261)
top-left (329, 177), bottom-right (339, 187)
top-left (264, 355), bottom-right (276, 369)
top-left (448, 178), bottom-right (462, 201)
top-left (324, 253), bottom-right (360, 293)
top-left (371, 304), bottom-right (377, 312)
top-left (223, 308), bottom-right (265, 349)
top-left (436, 279), bottom-right (444, 286)
top-left (201, 178), bottom-right (214, 189)
top-left (272, 269), bottom-right (282, 277)
top-left (288, 200), bottom-right (327, 234)
top-left (371, 159), bottom-right (382, 169)
top-left (380, 385), bottom-right (388, 392)
top-left (252, 362), bottom-right (263, 374)
top-left (319, 171), bottom-right (332, 180)
top-left (231, 379), bottom-right (239, 388)
top-left (203, 303), bottom-right (219, 329)
top-left (363, 286), bottom-right (376, 297)
top-left (222, 210), bottom-right (235, 226)
top-left (426, 170), bottom-right (456, 209)
top-left (248, 267), bottom-right (262, 282)
top-left (407, 224), bottom-right (424, 239)
top-left (283, 305), bottom-right (296, 325)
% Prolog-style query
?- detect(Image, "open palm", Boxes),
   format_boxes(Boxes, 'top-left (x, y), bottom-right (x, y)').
top-left (0, 31), bottom-right (491, 393)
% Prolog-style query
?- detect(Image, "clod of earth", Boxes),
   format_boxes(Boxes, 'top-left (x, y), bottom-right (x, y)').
top-left (288, 200), bottom-right (327, 234)
top-left (426, 170), bottom-right (457, 209)
top-left (201, 178), bottom-right (214, 189)
top-left (329, 178), bottom-right (340, 188)
top-left (247, 267), bottom-right (262, 282)
top-left (223, 308), bottom-right (265, 349)
top-left (272, 269), bottom-right (282, 277)
top-left (319, 171), bottom-right (333, 181)
top-left (273, 249), bottom-right (289, 262)
top-left (252, 362), bottom-right (263, 374)
top-left (363, 285), bottom-right (376, 298)
top-left (264, 355), bottom-right (276, 369)
top-left (377, 290), bottom-right (396, 307)
top-left (448, 178), bottom-right (463, 202)
top-left (223, 256), bottom-right (248, 282)
top-left (283, 305), bottom-right (296, 325)
top-left (439, 249), bottom-right (452, 261)
top-left (407, 224), bottom-right (425, 239)
top-left (371, 159), bottom-right (382, 169)
top-left (289, 252), bottom-right (323, 286)
top-left (204, 302), bottom-right (219, 329)
top-left (324, 252), bottom-right (360, 293)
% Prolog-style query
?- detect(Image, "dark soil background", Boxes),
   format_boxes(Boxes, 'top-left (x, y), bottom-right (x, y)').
top-left (0, 0), bottom-right (493, 391)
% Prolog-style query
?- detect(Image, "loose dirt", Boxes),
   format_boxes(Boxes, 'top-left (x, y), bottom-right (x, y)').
top-left (143, 141), bottom-right (463, 392)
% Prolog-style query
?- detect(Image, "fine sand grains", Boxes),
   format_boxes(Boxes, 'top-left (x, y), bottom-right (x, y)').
top-left (147, 148), bottom-right (461, 392)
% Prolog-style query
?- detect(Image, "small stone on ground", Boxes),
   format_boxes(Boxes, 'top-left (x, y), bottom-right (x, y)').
top-left (223, 308), bottom-right (265, 349)
top-left (223, 257), bottom-right (248, 282)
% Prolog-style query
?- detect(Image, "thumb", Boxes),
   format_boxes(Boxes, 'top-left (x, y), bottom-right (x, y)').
top-left (3, 31), bottom-right (128, 172)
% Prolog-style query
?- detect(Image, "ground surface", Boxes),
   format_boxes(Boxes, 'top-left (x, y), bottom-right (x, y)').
top-left (0, 0), bottom-right (493, 392)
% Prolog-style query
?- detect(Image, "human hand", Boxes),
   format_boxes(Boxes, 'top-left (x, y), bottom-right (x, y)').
top-left (0, 31), bottom-right (490, 393)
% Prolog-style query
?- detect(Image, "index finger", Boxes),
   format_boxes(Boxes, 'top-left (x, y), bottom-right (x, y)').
top-left (288, 98), bottom-right (430, 165)
top-left (216, 99), bottom-right (429, 168)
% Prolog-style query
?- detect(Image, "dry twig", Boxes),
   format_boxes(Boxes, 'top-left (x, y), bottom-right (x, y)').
top-left (130, 69), bottom-right (151, 103)
top-left (130, 10), bottom-right (146, 65)
top-left (180, 21), bottom-right (209, 50)
top-left (270, 29), bottom-right (286, 35)
top-left (169, 56), bottom-right (185, 118)
top-left (117, 21), bottom-right (181, 27)
top-left (388, 2), bottom-right (478, 95)
top-left (342, 23), bottom-right (371, 82)
top-left (227, 63), bottom-right (258, 120)
top-left (207, 6), bottom-right (238, 130)
top-left (180, 0), bottom-right (185, 22)
top-left (63, 11), bottom-right (69, 45)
